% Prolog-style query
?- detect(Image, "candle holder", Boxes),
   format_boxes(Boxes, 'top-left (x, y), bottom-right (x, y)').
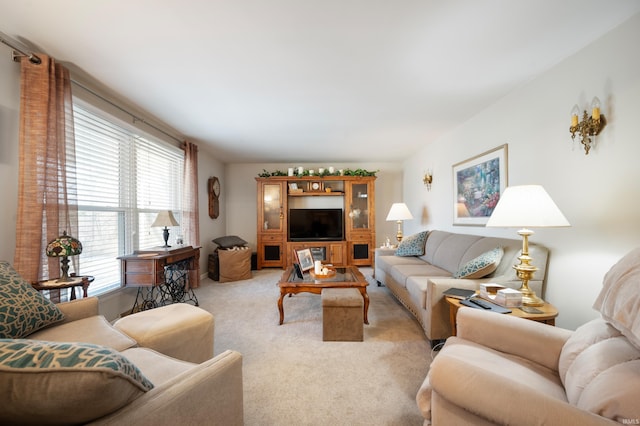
top-left (569, 97), bottom-right (606, 155)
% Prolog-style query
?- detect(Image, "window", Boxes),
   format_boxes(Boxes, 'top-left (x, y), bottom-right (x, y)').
top-left (73, 101), bottom-right (184, 295)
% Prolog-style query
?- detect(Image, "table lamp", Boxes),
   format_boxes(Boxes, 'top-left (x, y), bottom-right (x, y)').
top-left (386, 203), bottom-right (413, 242)
top-left (152, 210), bottom-right (180, 248)
top-left (46, 231), bottom-right (83, 282)
top-left (486, 185), bottom-right (570, 306)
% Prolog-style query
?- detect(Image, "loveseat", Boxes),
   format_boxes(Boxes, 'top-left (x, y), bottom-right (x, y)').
top-left (375, 230), bottom-right (549, 345)
top-left (0, 261), bottom-right (243, 425)
top-left (417, 247), bottom-right (640, 425)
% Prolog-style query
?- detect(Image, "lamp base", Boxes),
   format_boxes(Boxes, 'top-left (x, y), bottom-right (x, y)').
top-left (519, 286), bottom-right (545, 307)
top-left (56, 256), bottom-right (72, 283)
top-left (162, 226), bottom-right (171, 248)
top-left (395, 220), bottom-right (403, 242)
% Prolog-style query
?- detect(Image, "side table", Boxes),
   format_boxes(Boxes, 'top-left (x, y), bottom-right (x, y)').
top-left (445, 296), bottom-right (558, 336)
top-left (32, 275), bottom-right (94, 303)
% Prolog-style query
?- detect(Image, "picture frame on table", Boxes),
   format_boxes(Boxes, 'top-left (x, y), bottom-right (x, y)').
top-left (452, 144), bottom-right (508, 226)
top-left (295, 248), bottom-right (314, 272)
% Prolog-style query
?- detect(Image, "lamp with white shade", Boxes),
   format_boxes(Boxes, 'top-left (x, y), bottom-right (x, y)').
top-left (152, 210), bottom-right (180, 248)
top-left (486, 185), bottom-right (570, 306)
top-left (386, 203), bottom-right (413, 242)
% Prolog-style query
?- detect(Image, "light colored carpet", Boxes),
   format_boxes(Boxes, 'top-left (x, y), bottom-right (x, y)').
top-left (195, 267), bottom-right (431, 426)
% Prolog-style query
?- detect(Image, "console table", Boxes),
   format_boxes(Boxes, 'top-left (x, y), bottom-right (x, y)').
top-left (118, 246), bottom-right (200, 312)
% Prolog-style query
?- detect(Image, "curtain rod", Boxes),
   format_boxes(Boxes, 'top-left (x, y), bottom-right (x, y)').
top-left (1, 30), bottom-right (182, 145)
top-left (71, 79), bottom-right (183, 144)
top-left (0, 31), bottom-right (41, 64)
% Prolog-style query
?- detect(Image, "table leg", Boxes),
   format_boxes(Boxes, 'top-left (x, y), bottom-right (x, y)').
top-left (359, 288), bottom-right (370, 324)
top-left (278, 289), bottom-right (286, 325)
top-left (81, 277), bottom-right (89, 298)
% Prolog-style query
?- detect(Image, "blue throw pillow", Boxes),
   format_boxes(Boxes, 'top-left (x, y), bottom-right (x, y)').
top-left (395, 231), bottom-right (429, 257)
top-left (453, 247), bottom-right (504, 279)
top-left (0, 339), bottom-right (154, 424)
top-left (0, 261), bottom-right (65, 339)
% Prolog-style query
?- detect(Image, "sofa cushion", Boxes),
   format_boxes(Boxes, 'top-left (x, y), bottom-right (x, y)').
top-left (0, 261), bottom-right (65, 339)
top-left (28, 315), bottom-right (137, 351)
top-left (120, 347), bottom-right (195, 385)
top-left (212, 235), bottom-right (248, 249)
top-left (395, 231), bottom-right (428, 256)
top-left (558, 318), bottom-right (640, 421)
top-left (453, 247), bottom-right (504, 279)
top-left (593, 247), bottom-right (640, 349)
top-left (0, 339), bottom-right (153, 425)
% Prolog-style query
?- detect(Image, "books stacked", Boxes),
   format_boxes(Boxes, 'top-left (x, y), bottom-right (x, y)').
top-left (479, 283), bottom-right (523, 307)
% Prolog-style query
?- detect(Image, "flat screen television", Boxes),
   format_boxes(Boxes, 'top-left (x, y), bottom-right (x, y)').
top-left (289, 208), bottom-right (344, 242)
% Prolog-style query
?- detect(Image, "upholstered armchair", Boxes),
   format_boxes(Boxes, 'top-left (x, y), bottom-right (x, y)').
top-left (417, 248), bottom-right (640, 425)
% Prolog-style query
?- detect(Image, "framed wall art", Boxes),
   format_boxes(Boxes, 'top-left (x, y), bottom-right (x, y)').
top-left (452, 144), bottom-right (508, 226)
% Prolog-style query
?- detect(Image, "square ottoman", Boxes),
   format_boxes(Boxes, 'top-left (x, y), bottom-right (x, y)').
top-left (322, 288), bottom-right (364, 342)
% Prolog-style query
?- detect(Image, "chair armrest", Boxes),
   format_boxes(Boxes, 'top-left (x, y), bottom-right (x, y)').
top-left (89, 350), bottom-right (243, 426)
top-left (57, 297), bottom-right (100, 324)
top-left (456, 308), bottom-right (572, 371)
top-left (429, 347), bottom-right (618, 426)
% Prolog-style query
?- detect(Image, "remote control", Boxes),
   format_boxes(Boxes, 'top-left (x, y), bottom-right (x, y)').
top-left (469, 298), bottom-right (493, 309)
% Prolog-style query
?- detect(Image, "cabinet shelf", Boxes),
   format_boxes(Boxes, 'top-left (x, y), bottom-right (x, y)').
top-left (288, 191), bottom-right (344, 197)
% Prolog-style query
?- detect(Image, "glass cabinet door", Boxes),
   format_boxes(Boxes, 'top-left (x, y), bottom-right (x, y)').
top-left (262, 183), bottom-right (283, 232)
top-left (348, 183), bottom-right (369, 230)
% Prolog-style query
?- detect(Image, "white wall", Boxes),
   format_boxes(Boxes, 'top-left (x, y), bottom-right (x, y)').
top-left (0, 56), bottom-right (20, 263)
top-left (224, 162), bottom-right (404, 251)
top-left (403, 13), bottom-right (640, 330)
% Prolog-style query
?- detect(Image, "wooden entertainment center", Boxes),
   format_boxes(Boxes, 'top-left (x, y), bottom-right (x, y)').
top-left (256, 175), bottom-right (376, 269)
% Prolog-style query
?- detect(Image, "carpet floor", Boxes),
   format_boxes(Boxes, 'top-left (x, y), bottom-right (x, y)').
top-left (195, 267), bottom-right (431, 426)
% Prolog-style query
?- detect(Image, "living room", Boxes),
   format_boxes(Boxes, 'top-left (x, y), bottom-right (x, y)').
top-left (1, 2), bottom-right (640, 424)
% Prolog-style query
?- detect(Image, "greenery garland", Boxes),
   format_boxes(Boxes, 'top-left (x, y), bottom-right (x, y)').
top-left (258, 168), bottom-right (377, 178)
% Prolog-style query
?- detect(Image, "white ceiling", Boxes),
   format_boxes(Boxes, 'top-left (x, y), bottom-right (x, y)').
top-left (1, 1), bottom-right (639, 163)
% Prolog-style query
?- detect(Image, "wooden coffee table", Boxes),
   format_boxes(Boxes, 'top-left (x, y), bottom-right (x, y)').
top-left (278, 265), bottom-right (369, 325)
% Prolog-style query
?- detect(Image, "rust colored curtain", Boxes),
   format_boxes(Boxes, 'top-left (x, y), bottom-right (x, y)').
top-left (182, 140), bottom-right (200, 287)
top-left (14, 54), bottom-right (79, 283)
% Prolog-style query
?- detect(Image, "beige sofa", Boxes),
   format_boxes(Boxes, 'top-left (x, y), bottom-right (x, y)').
top-left (0, 261), bottom-right (243, 425)
top-left (375, 230), bottom-right (549, 345)
top-left (417, 247), bottom-right (640, 425)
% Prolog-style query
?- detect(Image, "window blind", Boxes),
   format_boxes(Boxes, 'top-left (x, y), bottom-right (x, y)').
top-left (73, 102), bottom-right (184, 295)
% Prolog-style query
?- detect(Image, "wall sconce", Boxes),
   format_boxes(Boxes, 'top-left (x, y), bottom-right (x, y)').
top-left (569, 97), bottom-right (606, 155)
top-left (422, 170), bottom-right (433, 191)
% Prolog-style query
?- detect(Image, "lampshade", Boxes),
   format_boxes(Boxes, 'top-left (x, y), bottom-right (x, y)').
top-left (46, 231), bottom-right (83, 257)
top-left (486, 185), bottom-right (570, 228)
top-left (386, 203), bottom-right (413, 221)
top-left (152, 210), bottom-right (179, 228)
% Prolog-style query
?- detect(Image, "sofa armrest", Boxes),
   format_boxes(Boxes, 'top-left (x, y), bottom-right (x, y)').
top-left (456, 308), bottom-right (572, 371)
top-left (89, 350), bottom-right (243, 426)
top-left (56, 297), bottom-right (100, 324)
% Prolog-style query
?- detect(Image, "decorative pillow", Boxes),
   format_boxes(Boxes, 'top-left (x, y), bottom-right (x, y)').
top-left (593, 247), bottom-right (640, 349)
top-left (0, 339), bottom-right (153, 424)
top-left (395, 231), bottom-right (429, 257)
top-left (0, 261), bottom-right (65, 339)
top-left (453, 247), bottom-right (504, 279)
top-left (212, 235), bottom-right (248, 249)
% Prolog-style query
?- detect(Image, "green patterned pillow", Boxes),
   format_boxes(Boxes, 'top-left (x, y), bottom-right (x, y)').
top-left (0, 261), bottom-right (65, 338)
top-left (395, 231), bottom-right (429, 257)
top-left (0, 339), bottom-right (154, 424)
top-left (453, 247), bottom-right (504, 279)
